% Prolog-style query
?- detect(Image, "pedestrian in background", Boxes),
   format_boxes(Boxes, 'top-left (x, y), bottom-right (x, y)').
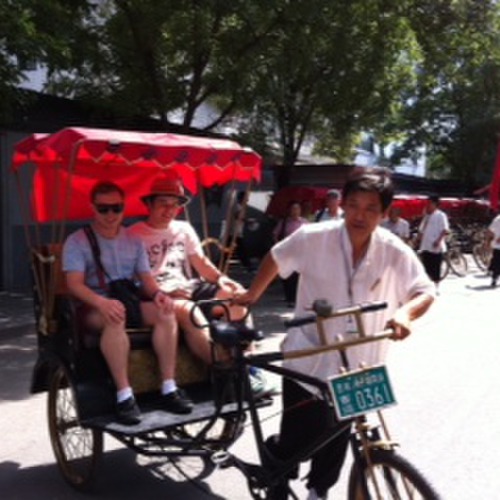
top-left (487, 212), bottom-right (500, 287)
top-left (381, 206), bottom-right (411, 243)
top-left (273, 200), bottom-right (308, 307)
top-left (314, 189), bottom-right (343, 222)
top-left (226, 191), bottom-right (255, 273)
top-left (301, 199), bottom-right (316, 222)
top-left (417, 194), bottom-right (450, 290)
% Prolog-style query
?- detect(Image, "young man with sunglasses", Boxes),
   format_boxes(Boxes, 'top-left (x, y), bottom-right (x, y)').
top-left (62, 181), bottom-right (193, 425)
top-left (235, 169), bottom-right (435, 500)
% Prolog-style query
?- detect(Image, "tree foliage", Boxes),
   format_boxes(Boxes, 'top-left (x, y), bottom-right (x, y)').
top-left (0, 0), bottom-right (94, 121)
top-left (5, 0), bottom-right (500, 189)
top-left (394, 0), bottom-right (500, 185)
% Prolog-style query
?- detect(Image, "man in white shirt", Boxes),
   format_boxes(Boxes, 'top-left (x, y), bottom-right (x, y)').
top-left (236, 169), bottom-right (435, 500)
top-left (314, 189), bottom-right (343, 222)
top-left (381, 206), bottom-right (411, 243)
top-left (417, 195), bottom-right (450, 287)
top-left (487, 213), bottom-right (500, 287)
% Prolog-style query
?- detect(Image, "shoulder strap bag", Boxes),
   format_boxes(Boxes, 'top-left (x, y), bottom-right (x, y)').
top-left (83, 225), bottom-right (143, 328)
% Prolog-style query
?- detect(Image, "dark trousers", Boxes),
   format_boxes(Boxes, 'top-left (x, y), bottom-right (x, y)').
top-left (234, 236), bottom-right (253, 271)
top-left (489, 249), bottom-right (500, 281)
top-left (421, 250), bottom-right (443, 283)
top-left (269, 378), bottom-right (352, 497)
top-left (281, 272), bottom-right (299, 304)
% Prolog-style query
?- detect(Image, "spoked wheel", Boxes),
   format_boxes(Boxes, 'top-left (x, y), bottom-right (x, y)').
top-left (48, 365), bottom-right (103, 490)
top-left (154, 411), bottom-right (246, 480)
top-left (472, 243), bottom-right (491, 272)
top-left (447, 248), bottom-right (468, 277)
top-left (439, 257), bottom-right (450, 280)
top-left (179, 413), bottom-right (246, 450)
top-left (348, 450), bottom-right (440, 500)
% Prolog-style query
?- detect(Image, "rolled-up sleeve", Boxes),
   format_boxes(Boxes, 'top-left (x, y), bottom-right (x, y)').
top-left (271, 226), bottom-right (307, 279)
top-left (62, 233), bottom-right (86, 273)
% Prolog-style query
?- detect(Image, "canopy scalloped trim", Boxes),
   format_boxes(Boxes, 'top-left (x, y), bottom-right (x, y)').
top-left (12, 127), bottom-right (262, 222)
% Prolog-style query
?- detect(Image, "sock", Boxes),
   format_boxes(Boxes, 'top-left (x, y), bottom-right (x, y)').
top-left (249, 366), bottom-right (259, 376)
top-left (162, 379), bottom-right (177, 395)
top-left (307, 488), bottom-right (327, 500)
top-left (117, 387), bottom-right (133, 403)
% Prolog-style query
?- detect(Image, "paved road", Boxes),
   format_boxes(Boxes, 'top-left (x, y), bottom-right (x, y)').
top-left (1, 262), bottom-right (500, 499)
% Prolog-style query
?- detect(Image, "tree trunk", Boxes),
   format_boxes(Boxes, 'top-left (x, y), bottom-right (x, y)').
top-left (274, 163), bottom-right (293, 191)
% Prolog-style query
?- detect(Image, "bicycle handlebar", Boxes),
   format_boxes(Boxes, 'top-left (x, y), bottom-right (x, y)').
top-left (283, 314), bottom-right (317, 329)
top-left (188, 297), bottom-right (250, 328)
top-left (358, 301), bottom-right (388, 313)
top-left (284, 301), bottom-right (388, 329)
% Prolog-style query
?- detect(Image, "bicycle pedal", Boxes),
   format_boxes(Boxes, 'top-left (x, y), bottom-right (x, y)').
top-left (211, 450), bottom-right (233, 468)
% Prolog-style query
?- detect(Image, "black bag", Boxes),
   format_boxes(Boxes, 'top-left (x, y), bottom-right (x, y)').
top-left (107, 279), bottom-right (143, 328)
top-left (84, 226), bottom-right (143, 328)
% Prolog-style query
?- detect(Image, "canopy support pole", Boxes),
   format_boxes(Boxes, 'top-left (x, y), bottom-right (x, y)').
top-left (198, 184), bottom-right (211, 261)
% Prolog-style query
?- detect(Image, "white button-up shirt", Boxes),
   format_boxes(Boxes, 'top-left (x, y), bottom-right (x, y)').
top-left (272, 221), bottom-right (435, 391)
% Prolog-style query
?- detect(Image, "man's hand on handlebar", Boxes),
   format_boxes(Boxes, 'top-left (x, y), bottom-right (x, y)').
top-left (232, 290), bottom-right (257, 307)
top-left (385, 308), bottom-right (412, 341)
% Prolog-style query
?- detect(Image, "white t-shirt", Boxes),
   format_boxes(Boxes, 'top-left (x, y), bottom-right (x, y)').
top-left (488, 215), bottom-right (500, 249)
top-left (271, 221), bottom-right (434, 390)
top-left (316, 207), bottom-right (344, 222)
top-left (418, 210), bottom-right (450, 253)
top-left (127, 220), bottom-right (203, 294)
top-left (381, 218), bottom-right (410, 240)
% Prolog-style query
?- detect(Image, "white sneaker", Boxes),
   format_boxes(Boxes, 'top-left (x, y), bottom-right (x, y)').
top-left (306, 488), bottom-right (328, 500)
top-left (249, 369), bottom-right (281, 398)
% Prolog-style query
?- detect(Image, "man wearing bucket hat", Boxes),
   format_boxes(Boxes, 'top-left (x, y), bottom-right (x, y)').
top-left (129, 174), bottom-right (278, 398)
top-left (129, 174), bottom-right (248, 365)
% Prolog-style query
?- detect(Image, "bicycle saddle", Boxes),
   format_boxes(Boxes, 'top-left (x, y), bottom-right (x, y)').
top-left (209, 320), bottom-right (264, 347)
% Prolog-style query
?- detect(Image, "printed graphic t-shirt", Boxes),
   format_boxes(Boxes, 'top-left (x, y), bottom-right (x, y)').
top-left (127, 220), bottom-right (203, 294)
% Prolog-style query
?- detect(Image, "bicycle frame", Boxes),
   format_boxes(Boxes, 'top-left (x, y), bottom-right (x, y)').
top-left (205, 301), bottom-right (397, 497)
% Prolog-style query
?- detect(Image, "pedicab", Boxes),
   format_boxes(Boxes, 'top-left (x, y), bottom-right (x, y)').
top-left (11, 127), bottom-right (265, 490)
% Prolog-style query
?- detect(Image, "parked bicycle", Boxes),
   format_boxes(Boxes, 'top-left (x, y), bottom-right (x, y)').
top-left (440, 233), bottom-right (468, 279)
top-left (471, 228), bottom-right (492, 272)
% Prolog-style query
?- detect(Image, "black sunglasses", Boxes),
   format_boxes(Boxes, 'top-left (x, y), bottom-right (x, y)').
top-left (94, 203), bottom-right (124, 214)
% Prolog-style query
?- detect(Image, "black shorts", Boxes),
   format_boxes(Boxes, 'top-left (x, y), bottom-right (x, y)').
top-left (191, 281), bottom-right (220, 318)
top-left (420, 251), bottom-right (443, 283)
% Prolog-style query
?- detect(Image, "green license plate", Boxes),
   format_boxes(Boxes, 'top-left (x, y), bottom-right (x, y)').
top-left (328, 365), bottom-right (396, 420)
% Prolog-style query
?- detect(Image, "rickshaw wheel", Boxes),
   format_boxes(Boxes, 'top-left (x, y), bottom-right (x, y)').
top-left (48, 365), bottom-right (103, 490)
top-left (179, 414), bottom-right (245, 450)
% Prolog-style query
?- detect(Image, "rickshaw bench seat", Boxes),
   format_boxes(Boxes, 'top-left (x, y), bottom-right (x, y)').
top-left (55, 296), bottom-right (209, 391)
top-left (80, 326), bottom-right (155, 350)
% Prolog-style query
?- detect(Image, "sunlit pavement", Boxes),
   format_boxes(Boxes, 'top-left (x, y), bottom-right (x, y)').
top-left (1, 257), bottom-right (499, 498)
